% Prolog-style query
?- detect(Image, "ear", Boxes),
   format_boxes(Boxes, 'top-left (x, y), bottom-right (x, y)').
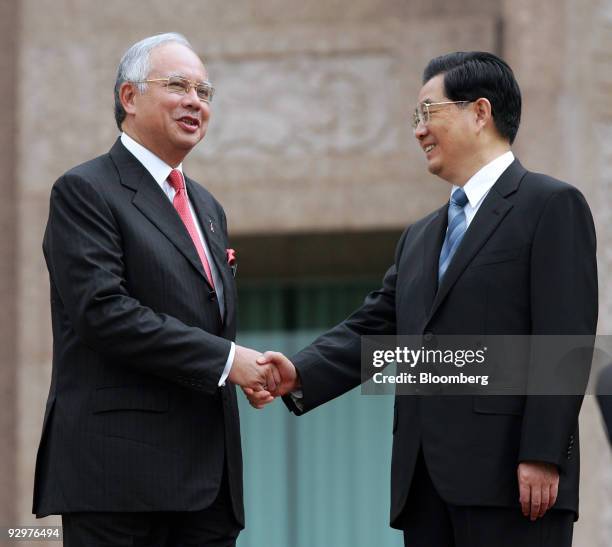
top-left (473, 97), bottom-right (492, 132)
top-left (119, 81), bottom-right (139, 116)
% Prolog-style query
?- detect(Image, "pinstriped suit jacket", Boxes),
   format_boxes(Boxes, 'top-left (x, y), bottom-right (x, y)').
top-left (33, 139), bottom-right (244, 525)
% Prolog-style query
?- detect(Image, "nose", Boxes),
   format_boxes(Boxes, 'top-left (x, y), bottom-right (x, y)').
top-left (414, 121), bottom-right (428, 140)
top-left (181, 85), bottom-right (202, 110)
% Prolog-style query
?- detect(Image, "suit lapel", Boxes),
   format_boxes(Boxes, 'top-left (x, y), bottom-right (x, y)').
top-left (109, 139), bottom-right (212, 287)
top-left (428, 159), bottom-right (527, 320)
top-left (187, 178), bottom-right (235, 324)
top-left (421, 206), bottom-right (448, 312)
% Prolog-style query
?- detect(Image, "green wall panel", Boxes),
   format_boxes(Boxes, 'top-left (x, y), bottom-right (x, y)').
top-left (236, 281), bottom-right (403, 547)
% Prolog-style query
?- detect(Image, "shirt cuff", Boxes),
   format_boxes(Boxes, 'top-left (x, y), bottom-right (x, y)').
top-left (289, 389), bottom-right (304, 412)
top-left (218, 341), bottom-right (236, 387)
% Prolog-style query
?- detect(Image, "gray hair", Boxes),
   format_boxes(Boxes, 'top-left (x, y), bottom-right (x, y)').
top-left (113, 32), bottom-right (194, 130)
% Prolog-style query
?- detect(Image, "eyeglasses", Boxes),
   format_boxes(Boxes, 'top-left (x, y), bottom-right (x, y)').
top-left (412, 100), bottom-right (471, 130)
top-left (135, 76), bottom-right (215, 103)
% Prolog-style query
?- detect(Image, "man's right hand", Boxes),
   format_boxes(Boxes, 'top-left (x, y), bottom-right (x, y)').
top-left (229, 345), bottom-right (279, 393)
top-left (243, 351), bottom-right (300, 408)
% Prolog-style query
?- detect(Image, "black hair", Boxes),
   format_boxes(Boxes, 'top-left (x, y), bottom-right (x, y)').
top-left (423, 51), bottom-right (521, 144)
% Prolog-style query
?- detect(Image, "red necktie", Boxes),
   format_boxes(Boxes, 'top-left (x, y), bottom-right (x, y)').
top-left (167, 169), bottom-right (215, 289)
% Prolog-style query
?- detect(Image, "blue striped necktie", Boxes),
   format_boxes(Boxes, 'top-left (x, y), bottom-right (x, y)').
top-left (438, 187), bottom-right (469, 281)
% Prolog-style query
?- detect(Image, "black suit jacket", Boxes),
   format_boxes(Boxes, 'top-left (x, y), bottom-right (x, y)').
top-left (284, 159), bottom-right (598, 526)
top-left (33, 139), bottom-right (244, 526)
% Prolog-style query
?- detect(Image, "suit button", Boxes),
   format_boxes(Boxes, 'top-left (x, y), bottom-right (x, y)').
top-left (424, 332), bottom-right (434, 342)
top-left (209, 291), bottom-right (217, 302)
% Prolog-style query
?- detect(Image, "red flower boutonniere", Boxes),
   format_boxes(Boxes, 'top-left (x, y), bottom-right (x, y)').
top-left (226, 248), bottom-right (237, 277)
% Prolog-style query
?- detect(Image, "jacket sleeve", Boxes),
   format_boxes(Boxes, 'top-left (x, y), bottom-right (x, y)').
top-left (44, 173), bottom-right (231, 395)
top-left (284, 228), bottom-right (410, 414)
top-left (518, 186), bottom-right (598, 469)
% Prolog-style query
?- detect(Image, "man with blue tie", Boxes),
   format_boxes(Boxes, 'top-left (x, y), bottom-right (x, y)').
top-left (247, 52), bottom-right (598, 546)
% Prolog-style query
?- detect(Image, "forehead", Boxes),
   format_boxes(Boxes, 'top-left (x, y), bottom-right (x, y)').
top-left (148, 42), bottom-right (207, 81)
top-left (417, 73), bottom-right (446, 103)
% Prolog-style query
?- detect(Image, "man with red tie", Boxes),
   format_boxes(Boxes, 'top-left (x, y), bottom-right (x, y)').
top-left (33, 32), bottom-right (273, 546)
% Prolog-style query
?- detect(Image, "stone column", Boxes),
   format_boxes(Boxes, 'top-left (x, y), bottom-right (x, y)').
top-left (0, 0), bottom-right (19, 528)
top-left (503, 1), bottom-right (612, 545)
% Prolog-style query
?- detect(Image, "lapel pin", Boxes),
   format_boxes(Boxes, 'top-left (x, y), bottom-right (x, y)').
top-left (209, 220), bottom-right (215, 233)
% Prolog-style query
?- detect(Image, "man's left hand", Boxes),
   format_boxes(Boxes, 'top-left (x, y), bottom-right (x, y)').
top-left (517, 461), bottom-right (559, 520)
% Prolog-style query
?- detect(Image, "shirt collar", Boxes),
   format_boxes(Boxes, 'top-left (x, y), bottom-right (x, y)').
top-left (120, 132), bottom-right (183, 187)
top-left (451, 150), bottom-right (514, 207)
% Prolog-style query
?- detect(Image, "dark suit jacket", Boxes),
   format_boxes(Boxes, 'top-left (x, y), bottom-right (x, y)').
top-left (33, 139), bottom-right (244, 526)
top-left (284, 159), bottom-right (598, 527)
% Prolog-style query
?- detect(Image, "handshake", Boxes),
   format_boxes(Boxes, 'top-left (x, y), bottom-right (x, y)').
top-left (228, 345), bottom-right (300, 409)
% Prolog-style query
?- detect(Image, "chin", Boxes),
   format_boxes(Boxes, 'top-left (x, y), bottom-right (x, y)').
top-left (427, 161), bottom-right (442, 176)
top-left (175, 135), bottom-right (203, 150)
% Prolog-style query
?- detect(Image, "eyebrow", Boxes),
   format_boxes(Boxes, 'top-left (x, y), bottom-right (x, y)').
top-left (166, 72), bottom-right (210, 83)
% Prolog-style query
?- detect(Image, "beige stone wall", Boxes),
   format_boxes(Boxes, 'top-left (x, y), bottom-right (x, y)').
top-left (0, 0), bottom-right (18, 530)
top-left (503, 0), bottom-right (612, 541)
top-left (8, 0), bottom-right (611, 544)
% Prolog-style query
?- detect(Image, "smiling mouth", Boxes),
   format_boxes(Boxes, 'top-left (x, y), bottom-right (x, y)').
top-left (424, 144), bottom-right (436, 153)
top-left (178, 117), bottom-right (200, 127)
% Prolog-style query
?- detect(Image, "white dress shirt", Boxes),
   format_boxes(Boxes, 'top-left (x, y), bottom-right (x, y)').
top-left (450, 150), bottom-right (515, 228)
top-left (121, 132), bottom-right (235, 386)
